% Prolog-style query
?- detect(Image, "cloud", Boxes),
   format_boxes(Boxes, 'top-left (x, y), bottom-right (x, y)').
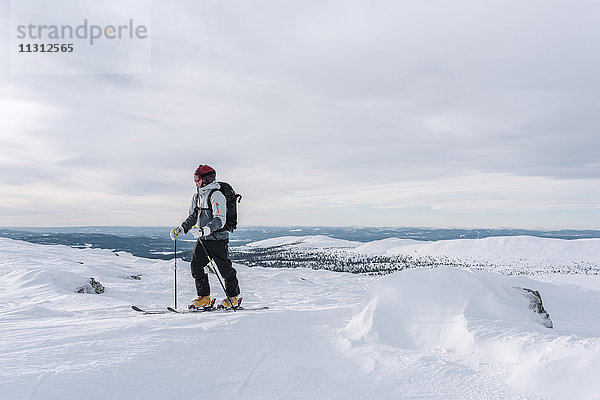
top-left (1, 0), bottom-right (599, 228)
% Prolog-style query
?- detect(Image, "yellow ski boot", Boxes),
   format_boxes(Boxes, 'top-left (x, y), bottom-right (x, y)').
top-left (219, 296), bottom-right (240, 309)
top-left (188, 296), bottom-right (214, 310)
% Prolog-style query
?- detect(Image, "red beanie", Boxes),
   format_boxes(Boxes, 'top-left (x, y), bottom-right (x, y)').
top-left (194, 165), bottom-right (216, 186)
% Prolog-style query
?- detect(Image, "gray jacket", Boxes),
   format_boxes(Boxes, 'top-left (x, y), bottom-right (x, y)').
top-left (181, 181), bottom-right (229, 241)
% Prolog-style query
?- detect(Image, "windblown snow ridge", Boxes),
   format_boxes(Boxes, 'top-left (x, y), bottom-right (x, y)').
top-left (342, 267), bottom-right (600, 399)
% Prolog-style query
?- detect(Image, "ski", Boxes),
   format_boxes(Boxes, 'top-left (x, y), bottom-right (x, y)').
top-left (131, 305), bottom-right (170, 314)
top-left (167, 305), bottom-right (269, 314)
top-left (167, 306), bottom-right (213, 314)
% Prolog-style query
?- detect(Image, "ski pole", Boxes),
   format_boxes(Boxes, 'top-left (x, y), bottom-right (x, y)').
top-left (174, 237), bottom-right (178, 309)
top-left (198, 238), bottom-right (237, 312)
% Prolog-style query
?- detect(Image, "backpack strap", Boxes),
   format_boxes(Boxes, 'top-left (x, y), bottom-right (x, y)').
top-left (207, 189), bottom-right (226, 232)
top-left (194, 192), bottom-right (212, 213)
top-left (206, 189), bottom-right (218, 215)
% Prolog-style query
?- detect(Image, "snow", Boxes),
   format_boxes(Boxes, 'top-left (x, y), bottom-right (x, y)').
top-left (381, 235), bottom-right (600, 262)
top-left (352, 237), bottom-right (425, 255)
top-left (1, 236), bottom-right (600, 399)
top-left (240, 235), bottom-right (600, 289)
top-left (245, 234), bottom-right (360, 249)
top-left (343, 267), bottom-right (600, 399)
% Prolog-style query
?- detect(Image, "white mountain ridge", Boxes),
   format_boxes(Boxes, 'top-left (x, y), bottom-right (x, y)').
top-left (240, 235), bottom-right (600, 289)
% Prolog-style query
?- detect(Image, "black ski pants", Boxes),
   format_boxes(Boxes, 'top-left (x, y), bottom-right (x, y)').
top-left (190, 239), bottom-right (240, 298)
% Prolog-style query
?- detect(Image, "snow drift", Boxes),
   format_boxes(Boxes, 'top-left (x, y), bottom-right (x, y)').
top-left (344, 267), bottom-right (551, 351)
top-left (344, 267), bottom-right (600, 399)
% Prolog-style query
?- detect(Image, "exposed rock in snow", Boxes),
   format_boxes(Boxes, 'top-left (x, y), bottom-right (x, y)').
top-left (515, 287), bottom-right (553, 328)
top-left (121, 274), bottom-right (142, 280)
top-left (76, 277), bottom-right (105, 294)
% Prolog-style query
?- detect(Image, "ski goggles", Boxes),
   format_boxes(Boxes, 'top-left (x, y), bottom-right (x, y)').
top-left (194, 170), bottom-right (215, 183)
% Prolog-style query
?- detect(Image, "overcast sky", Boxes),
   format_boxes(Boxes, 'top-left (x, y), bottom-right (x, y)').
top-left (1, 0), bottom-right (599, 229)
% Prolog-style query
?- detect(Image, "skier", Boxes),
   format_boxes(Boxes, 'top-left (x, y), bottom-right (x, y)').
top-left (170, 165), bottom-right (241, 310)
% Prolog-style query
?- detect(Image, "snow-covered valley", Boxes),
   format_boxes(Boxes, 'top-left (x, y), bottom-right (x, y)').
top-left (234, 235), bottom-right (600, 289)
top-left (1, 236), bottom-right (600, 399)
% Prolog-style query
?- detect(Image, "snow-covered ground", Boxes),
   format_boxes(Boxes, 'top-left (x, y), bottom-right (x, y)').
top-left (1, 236), bottom-right (600, 399)
top-left (241, 235), bottom-right (600, 288)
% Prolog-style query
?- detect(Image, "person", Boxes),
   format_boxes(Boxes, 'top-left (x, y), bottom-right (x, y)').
top-left (170, 165), bottom-right (241, 310)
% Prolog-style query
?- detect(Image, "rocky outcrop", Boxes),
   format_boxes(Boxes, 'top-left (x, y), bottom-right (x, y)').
top-left (515, 287), bottom-right (553, 328)
top-left (76, 278), bottom-right (105, 294)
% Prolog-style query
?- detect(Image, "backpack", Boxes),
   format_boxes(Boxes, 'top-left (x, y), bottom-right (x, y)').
top-left (207, 181), bottom-right (242, 233)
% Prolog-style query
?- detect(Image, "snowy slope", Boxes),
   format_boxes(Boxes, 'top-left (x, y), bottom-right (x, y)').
top-left (344, 267), bottom-right (600, 399)
top-left (237, 235), bottom-right (600, 288)
top-left (243, 233), bottom-right (600, 263)
top-left (245, 234), bottom-right (361, 249)
top-left (377, 235), bottom-right (600, 262)
top-left (1, 237), bottom-right (600, 399)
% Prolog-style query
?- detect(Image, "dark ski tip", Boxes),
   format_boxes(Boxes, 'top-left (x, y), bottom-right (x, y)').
top-left (132, 305), bottom-right (170, 314)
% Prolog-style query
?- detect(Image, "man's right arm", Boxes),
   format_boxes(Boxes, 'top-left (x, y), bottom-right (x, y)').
top-left (181, 194), bottom-right (198, 233)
